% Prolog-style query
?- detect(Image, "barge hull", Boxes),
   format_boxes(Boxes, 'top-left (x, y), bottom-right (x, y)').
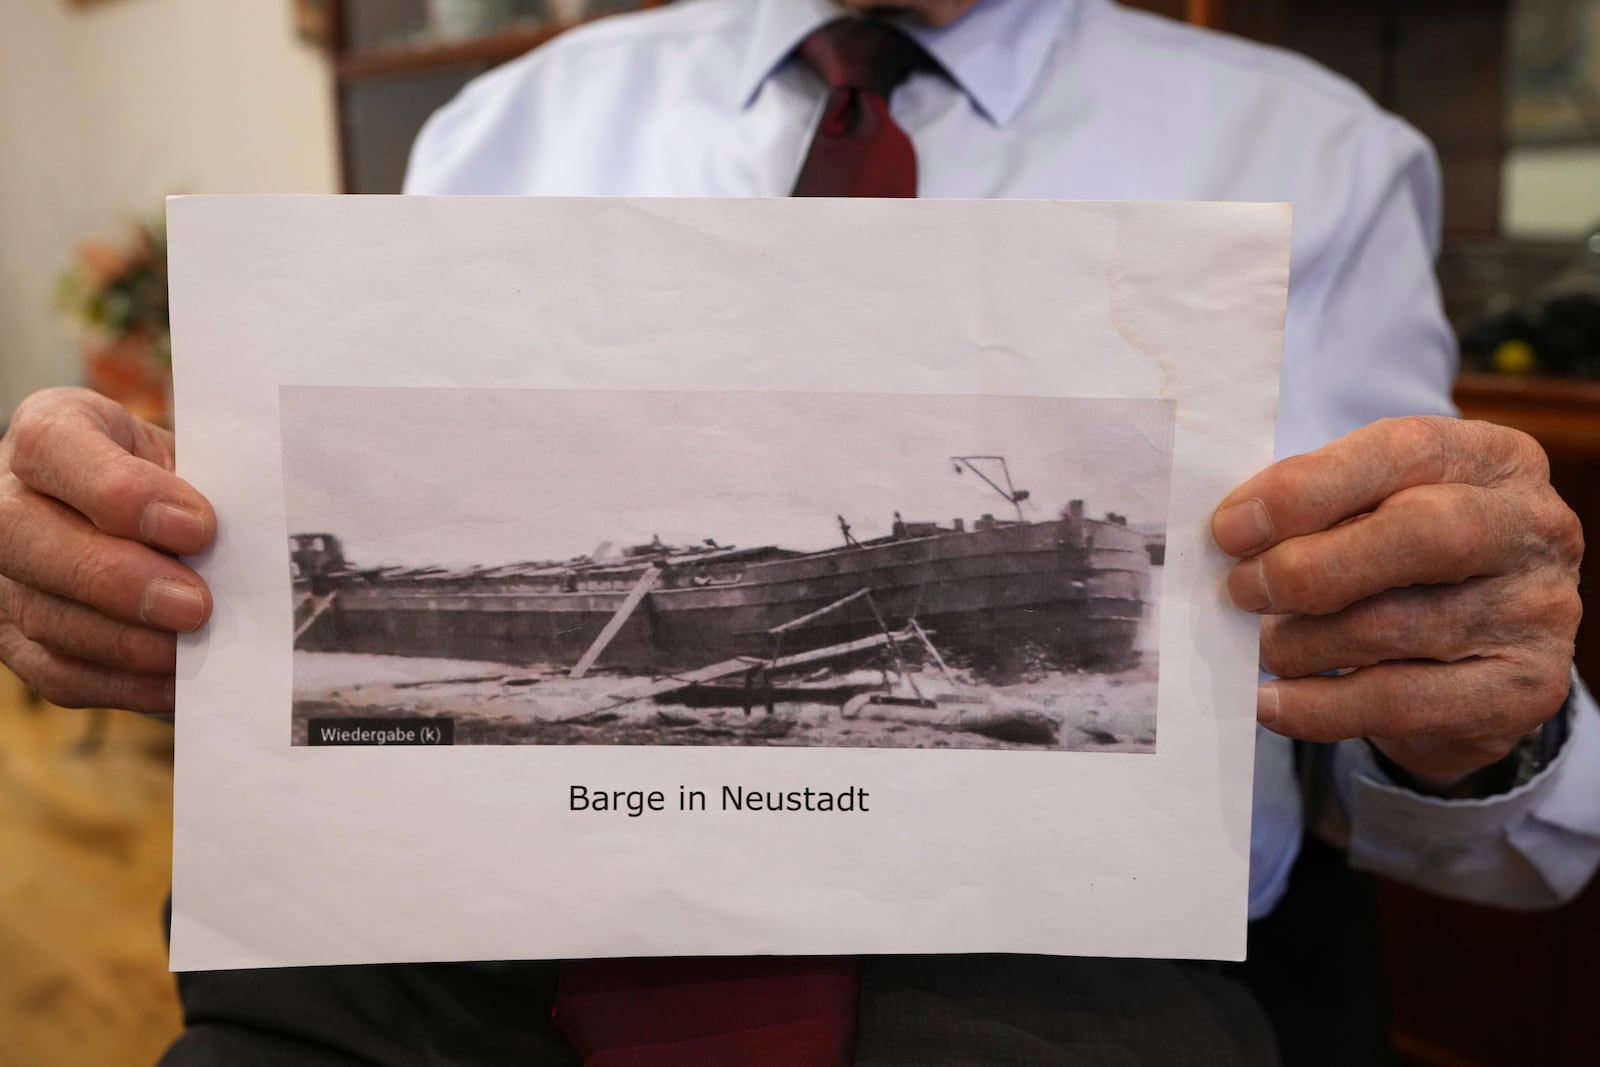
top-left (294, 516), bottom-right (1153, 673)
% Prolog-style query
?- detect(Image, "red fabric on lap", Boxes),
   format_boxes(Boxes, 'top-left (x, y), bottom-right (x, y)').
top-left (555, 957), bottom-right (859, 1067)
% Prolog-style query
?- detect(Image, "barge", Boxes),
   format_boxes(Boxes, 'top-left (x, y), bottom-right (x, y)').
top-left (290, 459), bottom-right (1153, 675)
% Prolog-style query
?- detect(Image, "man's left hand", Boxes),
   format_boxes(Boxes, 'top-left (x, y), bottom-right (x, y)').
top-left (1212, 416), bottom-right (1583, 789)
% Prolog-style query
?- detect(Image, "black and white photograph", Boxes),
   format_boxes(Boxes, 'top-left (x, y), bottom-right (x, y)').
top-left (283, 387), bottom-right (1173, 752)
top-left (1509, 0), bottom-right (1600, 146)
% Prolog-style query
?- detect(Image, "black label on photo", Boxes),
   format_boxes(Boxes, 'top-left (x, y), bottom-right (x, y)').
top-left (307, 718), bottom-right (454, 746)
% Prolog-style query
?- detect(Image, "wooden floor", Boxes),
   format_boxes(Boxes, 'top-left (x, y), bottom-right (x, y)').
top-left (0, 668), bottom-right (182, 1067)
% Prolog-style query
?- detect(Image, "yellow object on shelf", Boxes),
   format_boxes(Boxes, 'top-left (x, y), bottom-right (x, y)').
top-left (1491, 339), bottom-right (1538, 376)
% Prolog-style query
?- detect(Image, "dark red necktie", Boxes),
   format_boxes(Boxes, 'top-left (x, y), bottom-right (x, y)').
top-left (556, 955), bottom-right (859, 1066)
top-left (553, 20), bottom-right (928, 1067)
top-left (791, 18), bottom-right (928, 197)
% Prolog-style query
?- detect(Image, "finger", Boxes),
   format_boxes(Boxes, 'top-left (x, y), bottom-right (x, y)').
top-left (0, 490), bottom-right (211, 631)
top-left (1258, 654), bottom-right (1568, 747)
top-left (5, 388), bottom-right (213, 554)
top-left (0, 618), bottom-right (175, 715)
top-left (1227, 481), bottom-right (1538, 616)
top-left (1213, 417), bottom-right (1548, 557)
top-left (1260, 574), bottom-right (1581, 678)
top-left (0, 576), bottom-right (177, 674)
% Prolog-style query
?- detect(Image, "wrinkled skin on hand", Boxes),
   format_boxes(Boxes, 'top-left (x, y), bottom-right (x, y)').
top-left (1213, 416), bottom-right (1583, 788)
top-left (0, 388), bottom-right (215, 714)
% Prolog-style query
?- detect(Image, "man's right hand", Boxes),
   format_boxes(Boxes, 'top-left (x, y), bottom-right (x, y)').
top-left (0, 388), bottom-right (214, 714)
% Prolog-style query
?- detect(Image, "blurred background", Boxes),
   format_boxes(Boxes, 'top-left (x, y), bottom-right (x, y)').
top-left (1, 1), bottom-right (1598, 1064)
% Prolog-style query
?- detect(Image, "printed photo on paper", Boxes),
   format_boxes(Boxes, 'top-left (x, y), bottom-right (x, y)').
top-left (282, 386), bottom-right (1173, 753)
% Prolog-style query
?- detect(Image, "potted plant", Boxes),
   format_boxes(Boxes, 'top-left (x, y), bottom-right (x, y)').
top-left (56, 215), bottom-right (172, 425)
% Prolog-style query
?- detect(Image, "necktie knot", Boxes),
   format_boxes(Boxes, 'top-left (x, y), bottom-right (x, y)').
top-left (798, 17), bottom-right (928, 98)
top-left (790, 17), bottom-right (925, 197)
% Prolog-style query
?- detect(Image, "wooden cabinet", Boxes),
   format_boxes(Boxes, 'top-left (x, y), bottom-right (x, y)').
top-left (1213, 0), bottom-right (1510, 238)
top-left (1373, 375), bottom-right (1600, 1067)
top-left (1201, 6), bottom-right (1596, 1058)
top-left (331, 1), bottom-right (668, 192)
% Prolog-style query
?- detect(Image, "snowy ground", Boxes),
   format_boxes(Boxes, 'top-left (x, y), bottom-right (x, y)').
top-left (293, 649), bottom-right (1157, 752)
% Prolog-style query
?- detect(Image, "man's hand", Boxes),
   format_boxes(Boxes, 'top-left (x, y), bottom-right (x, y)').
top-left (1212, 416), bottom-right (1582, 788)
top-left (0, 388), bottom-right (215, 714)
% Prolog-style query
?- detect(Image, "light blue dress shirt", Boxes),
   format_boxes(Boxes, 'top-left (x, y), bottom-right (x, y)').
top-left (405, 0), bottom-right (1600, 919)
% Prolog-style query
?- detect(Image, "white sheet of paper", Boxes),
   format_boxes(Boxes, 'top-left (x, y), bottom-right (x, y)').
top-left (167, 195), bottom-right (1287, 971)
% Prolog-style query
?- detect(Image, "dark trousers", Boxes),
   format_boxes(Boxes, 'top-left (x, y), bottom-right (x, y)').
top-left (159, 954), bottom-right (1279, 1067)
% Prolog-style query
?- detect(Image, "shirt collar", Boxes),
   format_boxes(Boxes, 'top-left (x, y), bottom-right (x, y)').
top-left (735, 0), bottom-right (1076, 126)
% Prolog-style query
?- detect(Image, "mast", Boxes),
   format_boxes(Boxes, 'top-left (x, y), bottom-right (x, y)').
top-left (949, 456), bottom-right (1030, 522)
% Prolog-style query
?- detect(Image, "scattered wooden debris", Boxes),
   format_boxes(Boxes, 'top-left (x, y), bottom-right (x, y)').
top-left (390, 673), bottom-right (511, 689)
top-left (841, 692), bottom-right (1062, 747)
top-left (568, 628), bottom-right (915, 722)
top-left (570, 566), bottom-right (661, 679)
top-left (292, 592), bottom-right (338, 643)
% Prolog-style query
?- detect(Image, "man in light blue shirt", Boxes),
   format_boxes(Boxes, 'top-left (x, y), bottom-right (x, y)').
top-left (403, 0), bottom-right (1600, 921)
top-left (2, 0), bottom-right (1597, 1063)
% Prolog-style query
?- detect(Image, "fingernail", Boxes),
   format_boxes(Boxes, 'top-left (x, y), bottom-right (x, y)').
top-left (1214, 498), bottom-right (1272, 556)
top-left (1257, 683), bottom-right (1280, 728)
top-left (142, 502), bottom-right (208, 554)
top-left (142, 579), bottom-right (206, 632)
top-left (1227, 559), bottom-right (1272, 613)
